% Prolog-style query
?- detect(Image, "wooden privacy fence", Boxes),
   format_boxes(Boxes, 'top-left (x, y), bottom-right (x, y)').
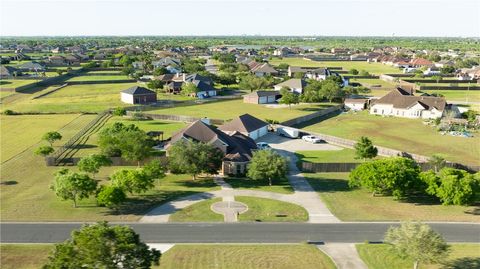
top-left (301, 162), bottom-right (480, 173)
top-left (46, 156), bottom-right (167, 167)
top-left (280, 105), bottom-right (343, 127)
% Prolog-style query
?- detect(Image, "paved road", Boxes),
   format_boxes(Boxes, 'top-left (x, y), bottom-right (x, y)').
top-left (1, 222), bottom-right (479, 243)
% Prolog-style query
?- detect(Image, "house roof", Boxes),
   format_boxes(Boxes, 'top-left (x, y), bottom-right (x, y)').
top-left (219, 113), bottom-right (268, 133)
top-left (16, 61), bottom-right (45, 70)
top-left (251, 63), bottom-right (278, 74)
top-left (244, 90), bottom-right (280, 98)
top-left (169, 120), bottom-right (257, 162)
top-left (410, 58), bottom-right (434, 67)
top-left (274, 78), bottom-right (307, 90)
top-left (121, 86), bottom-right (156, 95)
top-left (372, 88), bottom-right (446, 111)
top-left (344, 98), bottom-right (368, 104)
top-left (0, 65), bottom-right (17, 76)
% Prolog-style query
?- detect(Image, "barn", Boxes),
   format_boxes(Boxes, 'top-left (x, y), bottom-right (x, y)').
top-left (120, 86), bottom-right (157, 104)
top-left (243, 91), bottom-right (281, 104)
top-left (219, 113), bottom-right (269, 140)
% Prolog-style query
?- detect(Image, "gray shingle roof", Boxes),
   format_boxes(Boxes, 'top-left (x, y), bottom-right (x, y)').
top-left (121, 86), bottom-right (156, 95)
top-left (219, 114), bottom-right (268, 133)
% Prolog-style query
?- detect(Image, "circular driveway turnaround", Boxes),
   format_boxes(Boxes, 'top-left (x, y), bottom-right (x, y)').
top-left (211, 201), bottom-right (248, 215)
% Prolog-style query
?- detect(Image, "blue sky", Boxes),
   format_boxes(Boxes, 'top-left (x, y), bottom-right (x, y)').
top-left (1, 0), bottom-right (479, 37)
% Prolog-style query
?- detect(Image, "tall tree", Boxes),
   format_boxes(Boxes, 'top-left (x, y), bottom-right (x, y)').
top-left (110, 169), bottom-right (154, 195)
top-left (43, 222), bottom-right (161, 269)
top-left (181, 82), bottom-right (199, 96)
top-left (77, 154), bottom-right (112, 179)
top-left (354, 136), bottom-right (378, 161)
top-left (385, 222), bottom-right (449, 269)
top-left (96, 185), bottom-right (127, 209)
top-left (50, 169), bottom-right (98, 208)
top-left (247, 150), bottom-right (288, 186)
top-left (42, 131), bottom-right (62, 147)
top-left (279, 87), bottom-right (299, 109)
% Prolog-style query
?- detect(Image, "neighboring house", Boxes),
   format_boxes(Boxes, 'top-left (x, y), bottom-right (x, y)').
top-left (132, 61), bottom-right (144, 69)
top-left (219, 113), bottom-right (269, 140)
top-left (120, 86), bottom-right (157, 104)
top-left (248, 62), bottom-right (278, 77)
top-left (163, 73), bottom-right (217, 97)
top-left (243, 90), bottom-right (281, 104)
top-left (344, 98), bottom-right (368, 111)
top-left (273, 47), bottom-right (291, 56)
top-left (0, 66), bottom-right (19, 79)
top-left (152, 57), bottom-right (181, 69)
top-left (423, 67), bottom-right (441, 76)
top-left (435, 60), bottom-right (455, 68)
top-left (51, 47), bottom-right (65, 54)
top-left (16, 61), bottom-right (45, 72)
top-left (288, 66), bottom-right (331, 80)
top-left (410, 58), bottom-right (434, 68)
top-left (93, 53), bottom-right (107, 60)
top-left (273, 78), bottom-right (307, 94)
top-left (369, 88), bottom-right (446, 119)
top-left (167, 120), bottom-right (258, 175)
top-left (458, 67), bottom-right (480, 80)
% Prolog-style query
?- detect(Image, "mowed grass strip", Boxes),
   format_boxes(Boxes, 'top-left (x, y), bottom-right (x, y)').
top-left (0, 244), bottom-right (336, 269)
top-left (303, 111), bottom-right (480, 165)
top-left (356, 243), bottom-right (480, 269)
top-left (0, 79), bottom-right (38, 88)
top-left (169, 198), bottom-right (224, 222)
top-left (269, 57), bottom-right (403, 74)
top-left (224, 176), bottom-right (294, 194)
top-left (296, 148), bottom-right (360, 163)
top-left (236, 196), bottom-right (308, 222)
top-left (66, 75), bottom-right (131, 81)
top-left (150, 99), bottom-right (335, 122)
top-left (422, 89), bottom-right (480, 103)
top-left (304, 173), bottom-right (479, 222)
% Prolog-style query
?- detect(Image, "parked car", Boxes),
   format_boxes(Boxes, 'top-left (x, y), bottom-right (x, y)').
top-left (276, 127), bottom-right (299, 138)
top-left (302, 135), bottom-right (323, 143)
top-left (256, 142), bottom-right (271, 150)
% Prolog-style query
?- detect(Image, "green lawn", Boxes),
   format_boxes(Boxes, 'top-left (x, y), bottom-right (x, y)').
top-left (236, 196), bottom-right (308, 222)
top-left (86, 70), bottom-right (123, 74)
top-left (303, 111), bottom-right (480, 166)
top-left (0, 79), bottom-right (38, 89)
top-left (224, 176), bottom-right (294, 194)
top-left (421, 90), bottom-right (480, 103)
top-left (0, 91), bottom-right (16, 98)
top-left (0, 244), bottom-right (336, 269)
top-left (149, 99), bottom-right (336, 122)
top-left (269, 58), bottom-right (403, 75)
top-left (296, 148), bottom-right (359, 163)
top-left (304, 173), bottom-right (479, 222)
top-left (3, 82), bottom-right (140, 113)
top-left (169, 198), bottom-right (224, 222)
top-left (350, 78), bottom-right (396, 89)
top-left (66, 75), bottom-right (131, 81)
top-left (357, 243), bottom-right (480, 269)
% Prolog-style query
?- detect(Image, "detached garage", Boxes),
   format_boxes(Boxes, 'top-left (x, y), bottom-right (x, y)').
top-left (243, 91), bottom-right (281, 104)
top-left (121, 86), bottom-right (157, 105)
top-left (219, 113), bottom-right (269, 140)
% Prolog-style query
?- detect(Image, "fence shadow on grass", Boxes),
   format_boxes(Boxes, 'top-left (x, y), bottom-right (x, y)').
top-left (224, 176), bottom-right (293, 193)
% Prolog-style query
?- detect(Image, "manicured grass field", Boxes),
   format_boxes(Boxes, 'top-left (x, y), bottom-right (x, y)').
top-left (86, 70), bottom-right (123, 74)
top-left (0, 244), bottom-right (336, 269)
top-left (269, 58), bottom-right (403, 75)
top-left (305, 173), bottom-right (479, 222)
top-left (0, 79), bottom-right (38, 89)
top-left (224, 176), bottom-right (294, 194)
top-left (169, 198), bottom-right (224, 222)
top-left (350, 78), bottom-right (396, 88)
top-left (236, 196), bottom-right (308, 222)
top-left (0, 114), bottom-right (92, 162)
top-left (0, 91), bottom-right (16, 98)
top-left (296, 148), bottom-right (359, 163)
top-left (66, 75), bottom-right (131, 81)
top-left (150, 99), bottom-right (336, 122)
top-left (356, 243), bottom-right (480, 269)
top-left (422, 89), bottom-right (480, 103)
top-left (303, 111), bottom-right (480, 165)
top-left (4, 82), bottom-right (140, 113)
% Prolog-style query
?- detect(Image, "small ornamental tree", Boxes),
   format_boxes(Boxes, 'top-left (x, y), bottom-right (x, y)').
top-left (110, 169), bottom-right (154, 195)
top-left (147, 79), bottom-right (164, 90)
top-left (77, 154), bottom-right (112, 179)
top-left (385, 222), bottom-right (449, 269)
top-left (43, 222), bottom-right (161, 269)
top-left (35, 145), bottom-right (54, 157)
top-left (428, 154), bottom-right (446, 173)
top-left (143, 159), bottom-right (166, 181)
top-left (354, 136), bottom-right (378, 161)
top-left (247, 149), bottom-right (288, 186)
top-left (349, 68), bottom-right (359, 75)
top-left (50, 169), bottom-right (98, 208)
top-left (279, 87), bottom-right (299, 109)
top-left (42, 131), bottom-right (62, 147)
top-left (181, 82), bottom-right (199, 96)
top-left (97, 186), bottom-right (127, 209)
top-left (112, 107), bottom-right (127, 116)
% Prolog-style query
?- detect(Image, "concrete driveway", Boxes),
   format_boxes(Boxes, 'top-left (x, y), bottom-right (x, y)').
top-left (256, 132), bottom-right (343, 152)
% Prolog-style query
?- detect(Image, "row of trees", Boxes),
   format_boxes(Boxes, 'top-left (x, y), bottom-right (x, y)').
top-left (34, 131), bottom-right (63, 157)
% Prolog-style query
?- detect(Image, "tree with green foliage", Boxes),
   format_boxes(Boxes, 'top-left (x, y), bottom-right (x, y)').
top-left (42, 131), bottom-right (62, 147)
top-left (96, 185), bottom-right (127, 209)
top-left (153, 66), bottom-right (168, 76)
top-left (247, 149), bottom-right (288, 186)
top-left (318, 80), bottom-right (342, 102)
top-left (43, 222), bottom-right (161, 269)
top-left (427, 154), bottom-right (446, 173)
top-left (50, 169), bottom-right (98, 208)
top-left (238, 75), bottom-right (270, 92)
top-left (279, 87), bottom-right (299, 109)
top-left (349, 157), bottom-right (420, 198)
top-left (110, 169), bottom-right (154, 195)
top-left (385, 222), bottom-right (449, 269)
top-left (168, 140), bottom-right (224, 180)
top-left (440, 66), bottom-right (455, 75)
top-left (112, 107), bottom-right (127, 116)
top-left (462, 109), bottom-right (478, 125)
top-left (349, 68), bottom-right (359, 75)
top-left (420, 168), bottom-right (480, 205)
top-left (77, 154), bottom-right (112, 179)
top-left (354, 136), bottom-right (378, 161)
top-left (122, 65), bottom-right (135, 76)
top-left (143, 159), bottom-right (166, 181)
top-left (431, 75), bottom-right (442, 84)
top-left (147, 79), bottom-right (164, 90)
top-left (358, 70), bottom-right (370, 76)
top-left (181, 82), bottom-right (199, 96)
top-left (35, 145), bottom-right (54, 157)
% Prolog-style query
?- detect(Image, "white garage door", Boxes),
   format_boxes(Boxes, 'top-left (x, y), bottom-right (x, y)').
top-left (267, 96), bottom-right (276, 103)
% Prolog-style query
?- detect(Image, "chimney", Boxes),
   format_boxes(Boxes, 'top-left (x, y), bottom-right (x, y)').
top-left (183, 73), bottom-right (186, 82)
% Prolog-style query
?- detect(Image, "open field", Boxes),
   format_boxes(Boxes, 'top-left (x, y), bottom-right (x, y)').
top-left (357, 243), bottom-right (480, 269)
top-left (295, 148), bottom-right (383, 163)
top-left (3, 82), bottom-right (140, 113)
top-left (269, 58), bottom-right (403, 75)
top-left (421, 89), bottom-right (480, 103)
top-left (0, 79), bottom-right (38, 89)
top-left (169, 198), bottom-right (224, 222)
top-left (236, 196), bottom-right (308, 222)
top-left (66, 75), bottom-right (131, 81)
top-left (224, 176), bottom-right (294, 194)
top-left (0, 114), bottom-right (93, 163)
top-left (305, 173), bottom-right (479, 222)
top-left (150, 99), bottom-right (336, 122)
top-left (86, 70), bottom-right (123, 74)
top-left (303, 111), bottom-right (480, 165)
top-left (0, 91), bottom-right (16, 98)
top-left (0, 244), bottom-right (336, 269)
top-left (349, 78), bottom-right (396, 89)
